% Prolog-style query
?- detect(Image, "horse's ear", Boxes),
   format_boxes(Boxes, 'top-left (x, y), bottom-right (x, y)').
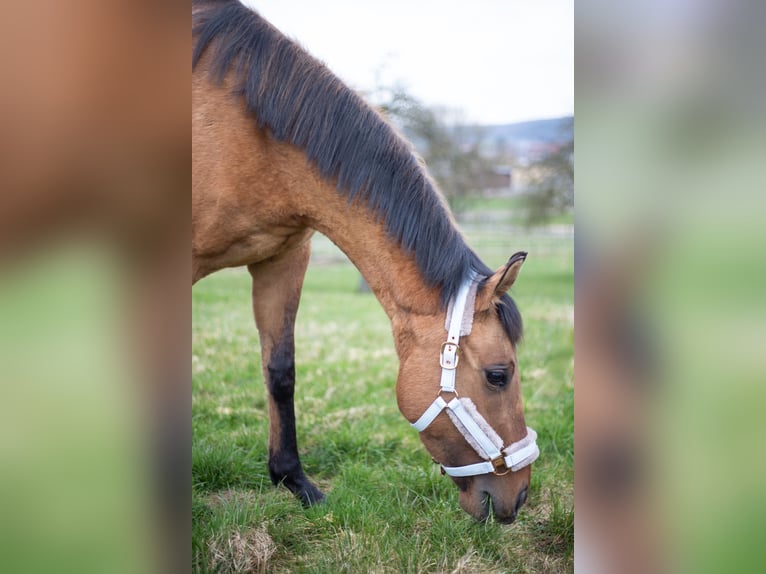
top-left (476, 251), bottom-right (527, 312)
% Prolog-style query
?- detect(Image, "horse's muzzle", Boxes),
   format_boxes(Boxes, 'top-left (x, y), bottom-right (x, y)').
top-left (488, 484), bottom-right (528, 524)
top-left (461, 481), bottom-right (529, 523)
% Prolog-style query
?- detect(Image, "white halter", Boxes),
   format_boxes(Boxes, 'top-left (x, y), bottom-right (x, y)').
top-left (411, 273), bottom-right (540, 477)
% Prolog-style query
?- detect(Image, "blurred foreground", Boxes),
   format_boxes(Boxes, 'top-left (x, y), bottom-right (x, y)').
top-left (0, 2), bottom-right (189, 573)
top-left (577, 1), bottom-right (766, 572)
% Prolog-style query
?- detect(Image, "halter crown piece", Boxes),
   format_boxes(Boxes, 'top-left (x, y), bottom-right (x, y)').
top-left (411, 272), bottom-right (540, 477)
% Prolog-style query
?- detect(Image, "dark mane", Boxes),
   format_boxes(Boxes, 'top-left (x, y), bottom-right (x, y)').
top-left (192, 0), bottom-right (521, 343)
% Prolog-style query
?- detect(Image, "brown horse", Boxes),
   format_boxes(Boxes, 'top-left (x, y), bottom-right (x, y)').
top-left (192, 0), bottom-right (538, 523)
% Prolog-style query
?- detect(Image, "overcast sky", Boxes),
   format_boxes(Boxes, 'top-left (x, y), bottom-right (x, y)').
top-left (240, 0), bottom-right (573, 125)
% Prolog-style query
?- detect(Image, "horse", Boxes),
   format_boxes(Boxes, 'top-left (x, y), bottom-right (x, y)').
top-left (192, 0), bottom-right (539, 523)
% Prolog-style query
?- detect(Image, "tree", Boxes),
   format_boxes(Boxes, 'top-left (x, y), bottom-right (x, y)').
top-left (522, 118), bottom-right (574, 225)
top-left (369, 84), bottom-right (493, 213)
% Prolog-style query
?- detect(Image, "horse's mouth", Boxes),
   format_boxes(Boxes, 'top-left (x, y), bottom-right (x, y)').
top-left (480, 492), bottom-right (517, 524)
top-left (476, 485), bottom-right (528, 524)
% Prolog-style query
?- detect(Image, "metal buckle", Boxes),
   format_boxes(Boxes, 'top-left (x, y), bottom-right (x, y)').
top-left (439, 342), bottom-right (460, 370)
top-left (491, 456), bottom-right (511, 476)
top-left (436, 389), bottom-right (458, 401)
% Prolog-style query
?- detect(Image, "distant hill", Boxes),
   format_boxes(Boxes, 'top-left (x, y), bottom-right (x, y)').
top-left (471, 116), bottom-right (573, 162)
top-left (483, 116), bottom-right (573, 144)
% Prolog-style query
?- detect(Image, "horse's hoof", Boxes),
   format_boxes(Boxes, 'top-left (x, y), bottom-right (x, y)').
top-left (298, 485), bottom-right (326, 507)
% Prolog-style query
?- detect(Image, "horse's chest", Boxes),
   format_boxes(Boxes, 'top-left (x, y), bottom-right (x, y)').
top-left (244, 226), bottom-right (313, 261)
top-left (192, 223), bottom-right (313, 281)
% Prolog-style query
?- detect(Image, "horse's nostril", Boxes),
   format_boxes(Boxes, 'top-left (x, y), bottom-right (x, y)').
top-left (516, 485), bottom-right (528, 513)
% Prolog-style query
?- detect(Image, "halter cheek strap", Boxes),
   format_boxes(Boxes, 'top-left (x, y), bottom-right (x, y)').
top-left (411, 273), bottom-right (540, 477)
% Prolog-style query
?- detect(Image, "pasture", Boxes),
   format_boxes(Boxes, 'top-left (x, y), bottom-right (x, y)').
top-left (192, 214), bottom-right (573, 573)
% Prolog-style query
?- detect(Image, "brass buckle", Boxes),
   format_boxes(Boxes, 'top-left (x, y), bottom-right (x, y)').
top-left (439, 342), bottom-right (460, 370)
top-left (491, 456), bottom-right (511, 476)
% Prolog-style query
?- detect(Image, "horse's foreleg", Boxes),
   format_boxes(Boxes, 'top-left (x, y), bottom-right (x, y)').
top-left (248, 242), bottom-right (324, 506)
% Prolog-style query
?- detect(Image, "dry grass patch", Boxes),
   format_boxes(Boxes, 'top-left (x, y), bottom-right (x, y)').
top-left (447, 551), bottom-right (505, 574)
top-left (207, 526), bottom-right (276, 574)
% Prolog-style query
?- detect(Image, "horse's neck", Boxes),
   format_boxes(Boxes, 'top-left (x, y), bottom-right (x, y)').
top-left (310, 184), bottom-right (442, 321)
top-left (267, 141), bottom-right (443, 321)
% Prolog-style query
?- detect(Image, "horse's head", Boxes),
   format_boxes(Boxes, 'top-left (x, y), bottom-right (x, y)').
top-left (396, 252), bottom-right (537, 523)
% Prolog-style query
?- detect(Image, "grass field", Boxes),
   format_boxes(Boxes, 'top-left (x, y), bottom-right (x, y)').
top-left (192, 218), bottom-right (573, 573)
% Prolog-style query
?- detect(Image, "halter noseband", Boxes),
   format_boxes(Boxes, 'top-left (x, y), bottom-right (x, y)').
top-left (410, 273), bottom-right (540, 477)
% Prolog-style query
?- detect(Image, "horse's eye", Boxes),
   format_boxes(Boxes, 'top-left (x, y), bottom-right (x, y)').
top-left (485, 369), bottom-right (508, 387)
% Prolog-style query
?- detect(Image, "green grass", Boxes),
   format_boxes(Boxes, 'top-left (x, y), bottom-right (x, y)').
top-left (451, 195), bottom-right (574, 227)
top-left (192, 220), bottom-right (573, 573)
